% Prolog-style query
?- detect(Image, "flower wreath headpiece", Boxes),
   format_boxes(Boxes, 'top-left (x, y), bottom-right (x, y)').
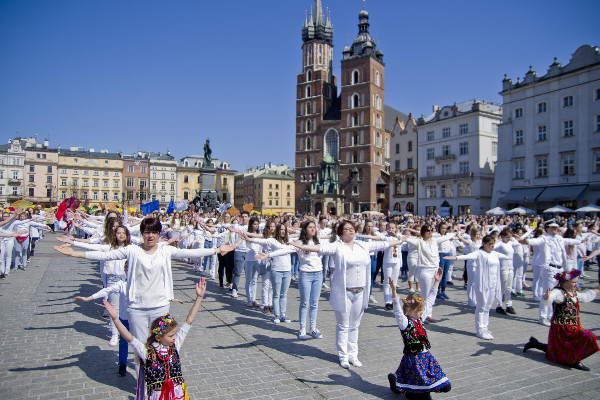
top-left (152, 313), bottom-right (175, 335)
top-left (402, 297), bottom-right (423, 304)
top-left (554, 269), bottom-right (581, 283)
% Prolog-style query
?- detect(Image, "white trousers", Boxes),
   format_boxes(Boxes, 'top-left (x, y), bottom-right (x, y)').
top-left (467, 262), bottom-right (477, 306)
top-left (407, 257), bottom-right (418, 283)
top-left (512, 259), bottom-right (525, 293)
top-left (334, 290), bottom-right (365, 361)
top-left (500, 267), bottom-right (513, 308)
top-left (539, 267), bottom-right (560, 320)
top-left (383, 262), bottom-right (400, 304)
top-left (0, 240), bottom-right (14, 275)
top-left (261, 269), bottom-right (273, 307)
top-left (532, 263), bottom-right (543, 300)
top-left (475, 284), bottom-right (497, 334)
top-left (417, 268), bottom-right (436, 321)
top-left (13, 237), bottom-right (29, 267)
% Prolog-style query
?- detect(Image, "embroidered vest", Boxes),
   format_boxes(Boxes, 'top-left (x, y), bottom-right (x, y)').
top-left (401, 318), bottom-right (431, 355)
top-left (144, 345), bottom-right (185, 395)
top-left (552, 288), bottom-right (580, 326)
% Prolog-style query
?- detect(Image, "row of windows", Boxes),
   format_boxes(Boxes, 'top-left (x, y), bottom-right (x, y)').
top-left (424, 183), bottom-right (471, 198)
top-left (425, 162), bottom-right (470, 176)
top-left (512, 93), bottom-right (599, 119)
top-left (0, 171), bottom-right (21, 179)
top-left (350, 69), bottom-right (381, 86)
top-left (60, 191), bottom-right (119, 201)
top-left (394, 141), bottom-right (414, 154)
top-left (393, 158), bottom-right (414, 171)
top-left (126, 165), bottom-right (148, 173)
top-left (513, 154), bottom-right (579, 178)
top-left (393, 178), bottom-right (415, 196)
top-left (29, 165), bottom-right (53, 173)
top-left (151, 172), bottom-right (176, 180)
top-left (28, 175), bottom-right (53, 183)
top-left (60, 179), bottom-right (121, 188)
top-left (60, 168), bottom-right (119, 176)
top-left (425, 123), bottom-right (490, 141)
top-left (513, 118), bottom-right (592, 144)
top-left (27, 188), bottom-right (53, 198)
top-left (0, 186), bottom-right (19, 196)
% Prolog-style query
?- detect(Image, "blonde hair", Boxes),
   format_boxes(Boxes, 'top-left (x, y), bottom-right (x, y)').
top-left (402, 293), bottom-right (425, 315)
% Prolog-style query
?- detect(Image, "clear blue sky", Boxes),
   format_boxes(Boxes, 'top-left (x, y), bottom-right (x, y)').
top-left (0, 0), bottom-right (597, 172)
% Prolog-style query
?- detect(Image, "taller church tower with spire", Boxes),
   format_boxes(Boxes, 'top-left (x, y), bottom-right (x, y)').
top-left (295, 1), bottom-right (395, 215)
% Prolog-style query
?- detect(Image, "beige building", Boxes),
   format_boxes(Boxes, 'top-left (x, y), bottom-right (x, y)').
top-left (177, 156), bottom-right (236, 204)
top-left (148, 152), bottom-right (177, 207)
top-left (23, 138), bottom-right (59, 205)
top-left (234, 163), bottom-right (295, 213)
top-left (57, 147), bottom-right (124, 206)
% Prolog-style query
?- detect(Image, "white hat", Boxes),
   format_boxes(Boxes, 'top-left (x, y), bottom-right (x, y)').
top-left (544, 219), bottom-right (559, 228)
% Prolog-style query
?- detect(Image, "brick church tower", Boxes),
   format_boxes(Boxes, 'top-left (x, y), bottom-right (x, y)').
top-left (295, 1), bottom-right (391, 214)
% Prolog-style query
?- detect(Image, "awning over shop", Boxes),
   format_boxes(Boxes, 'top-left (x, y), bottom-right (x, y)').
top-left (537, 185), bottom-right (588, 202)
top-left (501, 187), bottom-right (544, 203)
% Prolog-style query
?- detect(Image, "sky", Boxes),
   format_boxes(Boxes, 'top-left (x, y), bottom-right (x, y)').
top-left (0, 0), bottom-right (597, 172)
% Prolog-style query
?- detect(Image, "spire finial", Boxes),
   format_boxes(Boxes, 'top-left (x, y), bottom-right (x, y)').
top-left (363, 0), bottom-right (366, 10)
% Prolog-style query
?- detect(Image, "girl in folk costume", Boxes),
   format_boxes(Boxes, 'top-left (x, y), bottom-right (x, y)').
top-left (523, 269), bottom-right (600, 371)
top-left (104, 278), bottom-right (207, 400)
top-left (387, 269), bottom-right (451, 400)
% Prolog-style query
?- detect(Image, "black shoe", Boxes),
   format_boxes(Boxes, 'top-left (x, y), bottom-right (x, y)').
top-left (388, 373), bottom-right (400, 393)
top-left (571, 362), bottom-right (590, 371)
top-left (496, 306), bottom-right (507, 315)
top-left (446, 281), bottom-right (454, 286)
top-left (523, 336), bottom-right (538, 353)
top-left (385, 303), bottom-right (393, 311)
top-left (506, 306), bottom-right (516, 315)
top-left (0, 274), bottom-right (5, 280)
top-left (118, 364), bottom-right (127, 376)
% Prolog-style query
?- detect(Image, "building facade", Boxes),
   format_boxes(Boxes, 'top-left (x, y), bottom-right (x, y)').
top-left (148, 152), bottom-right (177, 207)
top-left (57, 148), bottom-right (124, 205)
top-left (122, 153), bottom-right (150, 210)
top-left (295, 1), bottom-right (404, 215)
top-left (0, 139), bottom-right (25, 205)
top-left (417, 100), bottom-right (501, 216)
top-left (492, 45), bottom-right (600, 211)
top-left (234, 163), bottom-right (295, 213)
top-left (177, 156), bottom-right (236, 204)
top-left (23, 138), bottom-right (59, 206)
top-left (389, 114), bottom-right (418, 214)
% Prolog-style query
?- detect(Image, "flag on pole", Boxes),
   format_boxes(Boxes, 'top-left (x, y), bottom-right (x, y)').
top-left (141, 200), bottom-right (159, 216)
top-left (166, 200), bottom-right (175, 215)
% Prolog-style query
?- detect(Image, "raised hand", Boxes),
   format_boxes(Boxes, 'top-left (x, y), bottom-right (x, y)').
top-left (196, 277), bottom-right (207, 298)
top-left (102, 299), bottom-right (118, 320)
top-left (388, 276), bottom-right (397, 297)
top-left (53, 244), bottom-right (74, 256)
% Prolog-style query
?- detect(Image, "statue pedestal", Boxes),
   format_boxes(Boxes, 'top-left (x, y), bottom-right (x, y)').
top-left (198, 164), bottom-right (218, 207)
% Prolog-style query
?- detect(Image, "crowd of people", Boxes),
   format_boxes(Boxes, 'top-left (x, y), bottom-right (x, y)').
top-left (5, 203), bottom-right (593, 400)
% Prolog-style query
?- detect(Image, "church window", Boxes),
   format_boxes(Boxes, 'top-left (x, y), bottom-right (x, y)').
top-left (352, 70), bottom-right (359, 85)
top-left (306, 119), bottom-right (312, 132)
top-left (306, 137), bottom-right (311, 150)
top-left (318, 44), bottom-right (323, 64)
top-left (325, 129), bottom-right (339, 160)
top-left (353, 94), bottom-right (359, 108)
top-left (375, 71), bottom-right (380, 86)
top-left (307, 45), bottom-right (312, 65)
top-left (306, 102), bottom-right (311, 115)
top-left (352, 151), bottom-right (358, 163)
top-left (306, 85), bottom-right (311, 98)
top-left (353, 133), bottom-right (359, 146)
top-left (352, 113), bottom-right (359, 127)
top-left (306, 70), bottom-right (312, 81)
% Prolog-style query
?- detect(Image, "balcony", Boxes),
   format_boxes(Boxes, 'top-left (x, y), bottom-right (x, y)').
top-left (419, 172), bottom-right (473, 183)
top-left (434, 154), bottom-right (456, 163)
top-left (8, 178), bottom-right (21, 185)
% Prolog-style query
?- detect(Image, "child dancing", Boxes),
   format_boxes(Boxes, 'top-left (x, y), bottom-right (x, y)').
top-left (104, 277), bottom-right (207, 400)
top-left (387, 268), bottom-right (451, 399)
top-left (523, 269), bottom-right (600, 371)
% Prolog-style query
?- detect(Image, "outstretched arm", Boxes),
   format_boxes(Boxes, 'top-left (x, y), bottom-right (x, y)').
top-left (186, 278), bottom-right (207, 326)
top-left (103, 300), bottom-right (134, 343)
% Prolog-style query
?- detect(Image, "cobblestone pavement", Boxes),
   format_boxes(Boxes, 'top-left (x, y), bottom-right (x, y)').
top-left (1, 233), bottom-right (599, 400)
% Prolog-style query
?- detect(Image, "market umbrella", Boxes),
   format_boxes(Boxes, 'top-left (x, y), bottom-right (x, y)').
top-left (485, 207), bottom-right (508, 216)
top-left (575, 205), bottom-right (600, 213)
top-left (543, 205), bottom-right (574, 213)
top-left (507, 206), bottom-right (537, 215)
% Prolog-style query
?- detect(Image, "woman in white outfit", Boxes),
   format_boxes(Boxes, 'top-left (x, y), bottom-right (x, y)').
top-left (493, 228), bottom-right (530, 315)
top-left (463, 227), bottom-right (483, 308)
top-left (291, 220), bottom-right (404, 369)
top-left (445, 235), bottom-right (509, 340)
top-left (511, 227), bottom-right (529, 297)
top-left (404, 224), bottom-right (456, 323)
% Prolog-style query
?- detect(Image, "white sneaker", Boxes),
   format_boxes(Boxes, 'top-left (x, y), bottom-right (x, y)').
top-left (231, 289), bottom-right (238, 298)
top-left (477, 331), bottom-right (494, 340)
top-left (298, 329), bottom-right (307, 340)
top-left (409, 289), bottom-right (415, 294)
top-left (309, 328), bottom-right (323, 339)
top-left (368, 295), bottom-right (378, 304)
top-left (281, 315), bottom-right (291, 323)
top-left (273, 317), bottom-right (281, 324)
top-left (349, 357), bottom-right (362, 367)
top-left (322, 283), bottom-right (329, 289)
top-left (109, 334), bottom-right (119, 347)
top-left (339, 359), bottom-right (350, 369)
top-left (539, 318), bottom-right (551, 327)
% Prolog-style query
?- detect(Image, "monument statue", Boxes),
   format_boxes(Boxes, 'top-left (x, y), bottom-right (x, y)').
top-left (203, 139), bottom-right (212, 165)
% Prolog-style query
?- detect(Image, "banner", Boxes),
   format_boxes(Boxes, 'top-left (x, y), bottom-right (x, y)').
top-left (141, 200), bottom-right (160, 216)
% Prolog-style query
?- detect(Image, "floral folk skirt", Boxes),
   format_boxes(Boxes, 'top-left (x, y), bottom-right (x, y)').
top-left (393, 351), bottom-right (450, 393)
